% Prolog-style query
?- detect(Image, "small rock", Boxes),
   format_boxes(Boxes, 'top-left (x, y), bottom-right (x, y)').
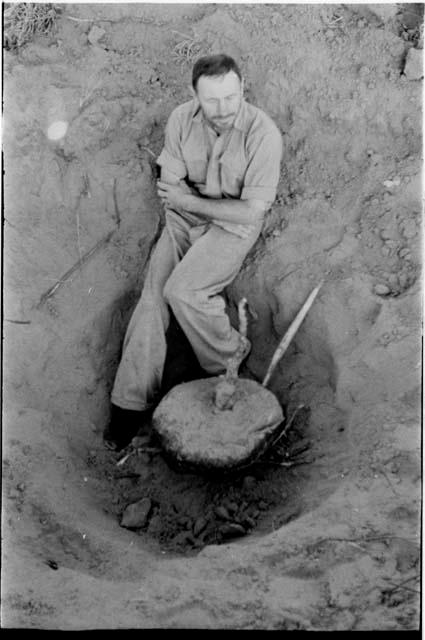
top-left (390, 462), bottom-right (400, 474)
top-left (398, 247), bottom-right (410, 258)
top-left (131, 434), bottom-right (151, 448)
top-left (374, 283), bottom-right (391, 296)
top-left (46, 559), bottom-right (58, 570)
top-left (382, 179), bottom-right (399, 190)
top-left (258, 501), bottom-right (268, 511)
top-left (241, 515), bottom-right (257, 529)
top-left (401, 220), bottom-right (418, 239)
top-left (404, 48), bottom-right (423, 81)
top-left (219, 523), bottom-right (247, 539)
top-left (387, 274), bottom-right (399, 287)
top-left (369, 5), bottom-right (399, 22)
top-left (247, 507), bottom-right (260, 519)
top-left (16, 483), bottom-right (26, 492)
top-left (88, 25), bottom-right (106, 45)
top-left (385, 240), bottom-right (399, 250)
top-left (147, 514), bottom-right (162, 535)
top-left (172, 531), bottom-right (193, 546)
top-left (398, 273), bottom-right (410, 289)
top-left (223, 500), bottom-right (239, 514)
top-left (242, 476), bottom-right (256, 490)
top-left (193, 516), bottom-right (208, 537)
top-left (120, 497), bottom-right (152, 529)
top-left (214, 505), bottom-right (231, 521)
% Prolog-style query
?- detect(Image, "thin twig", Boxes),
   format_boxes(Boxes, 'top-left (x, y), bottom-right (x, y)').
top-left (171, 29), bottom-right (193, 39)
top-left (269, 404), bottom-right (305, 449)
top-left (65, 16), bottom-right (94, 23)
top-left (76, 205), bottom-right (83, 263)
top-left (384, 575), bottom-right (420, 596)
top-left (376, 465), bottom-right (400, 496)
top-left (116, 451), bottom-right (135, 467)
top-left (5, 319), bottom-right (31, 325)
top-left (316, 535), bottom-right (419, 545)
top-left (112, 179), bottom-right (121, 228)
top-left (139, 145), bottom-right (157, 159)
top-left (36, 230), bottom-right (114, 308)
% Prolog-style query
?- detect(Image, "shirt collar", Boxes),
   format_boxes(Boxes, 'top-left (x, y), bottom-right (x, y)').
top-left (192, 98), bottom-right (246, 132)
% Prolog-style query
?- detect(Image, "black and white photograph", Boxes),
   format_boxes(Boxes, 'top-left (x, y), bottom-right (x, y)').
top-left (2, 1), bottom-right (422, 631)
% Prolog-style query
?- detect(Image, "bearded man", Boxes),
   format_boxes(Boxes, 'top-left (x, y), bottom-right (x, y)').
top-left (105, 53), bottom-right (282, 451)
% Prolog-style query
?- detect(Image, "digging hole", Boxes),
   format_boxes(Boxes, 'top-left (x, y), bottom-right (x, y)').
top-left (99, 314), bottom-right (349, 556)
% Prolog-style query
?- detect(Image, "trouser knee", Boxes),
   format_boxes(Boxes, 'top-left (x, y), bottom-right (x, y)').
top-left (163, 275), bottom-right (193, 310)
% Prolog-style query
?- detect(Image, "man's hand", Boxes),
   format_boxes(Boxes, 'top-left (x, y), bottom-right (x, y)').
top-left (157, 181), bottom-right (190, 211)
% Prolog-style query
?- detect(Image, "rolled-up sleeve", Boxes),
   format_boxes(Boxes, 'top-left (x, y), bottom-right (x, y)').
top-left (241, 130), bottom-right (282, 201)
top-left (156, 108), bottom-right (187, 179)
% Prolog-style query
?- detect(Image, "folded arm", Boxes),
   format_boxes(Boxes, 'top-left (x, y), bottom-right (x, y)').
top-left (157, 179), bottom-right (271, 228)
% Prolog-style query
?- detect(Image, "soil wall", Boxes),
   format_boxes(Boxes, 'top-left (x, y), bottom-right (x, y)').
top-left (2, 3), bottom-right (422, 630)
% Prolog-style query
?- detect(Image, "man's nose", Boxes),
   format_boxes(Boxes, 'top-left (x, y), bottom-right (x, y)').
top-left (216, 100), bottom-right (227, 116)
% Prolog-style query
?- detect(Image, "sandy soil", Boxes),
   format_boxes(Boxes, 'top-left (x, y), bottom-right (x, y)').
top-left (2, 3), bottom-right (422, 630)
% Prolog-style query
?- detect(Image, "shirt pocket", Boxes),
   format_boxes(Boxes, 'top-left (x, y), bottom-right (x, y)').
top-left (220, 158), bottom-right (246, 198)
top-left (185, 154), bottom-right (208, 185)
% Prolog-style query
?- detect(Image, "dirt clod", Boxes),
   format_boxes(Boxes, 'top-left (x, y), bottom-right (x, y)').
top-left (120, 497), bottom-right (152, 530)
top-left (404, 48), bottom-right (423, 80)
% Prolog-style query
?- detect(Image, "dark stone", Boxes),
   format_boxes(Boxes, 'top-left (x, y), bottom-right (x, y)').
top-left (219, 523), bottom-right (247, 539)
top-left (193, 516), bottom-right (208, 537)
top-left (214, 505), bottom-right (231, 521)
top-left (120, 497), bottom-right (152, 529)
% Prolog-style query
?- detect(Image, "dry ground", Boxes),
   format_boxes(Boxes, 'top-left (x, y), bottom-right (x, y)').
top-left (2, 2), bottom-right (422, 630)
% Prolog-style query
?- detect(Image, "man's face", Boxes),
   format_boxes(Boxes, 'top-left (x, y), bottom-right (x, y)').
top-left (195, 70), bottom-right (243, 133)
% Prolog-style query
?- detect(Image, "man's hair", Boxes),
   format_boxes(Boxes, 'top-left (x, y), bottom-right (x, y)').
top-left (192, 54), bottom-right (242, 91)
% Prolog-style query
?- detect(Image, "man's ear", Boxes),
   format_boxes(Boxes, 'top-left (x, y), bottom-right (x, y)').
top-left (188, 84), bottom-right (196, 98)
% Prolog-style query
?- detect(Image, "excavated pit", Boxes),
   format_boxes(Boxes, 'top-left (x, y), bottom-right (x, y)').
top-left (106, 312), bottom-right (350, 555)
top-left (3, 3), bottom-right (422, 630)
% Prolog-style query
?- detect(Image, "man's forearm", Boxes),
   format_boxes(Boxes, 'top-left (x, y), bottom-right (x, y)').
top-left (183, 193), bottom-right (265, 225)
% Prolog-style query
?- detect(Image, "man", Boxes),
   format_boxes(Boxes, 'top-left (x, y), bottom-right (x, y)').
top-left (104, 53), bottom-right (282, 451)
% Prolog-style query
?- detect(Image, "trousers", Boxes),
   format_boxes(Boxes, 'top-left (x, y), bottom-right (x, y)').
top-left (111, 209), bottom-right (262, 411)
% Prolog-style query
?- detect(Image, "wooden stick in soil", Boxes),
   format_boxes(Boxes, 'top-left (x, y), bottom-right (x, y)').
top-left (36, 230), bottom-right (114, 309)
top-left (262, 281), bottom-right (323, 388)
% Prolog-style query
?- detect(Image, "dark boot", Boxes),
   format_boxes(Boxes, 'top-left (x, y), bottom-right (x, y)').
top-left (103, 404), bottom-right (152, 452)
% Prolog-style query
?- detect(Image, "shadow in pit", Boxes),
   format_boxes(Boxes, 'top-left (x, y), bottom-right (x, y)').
top-left (104, 306), bottom-right (350, 556)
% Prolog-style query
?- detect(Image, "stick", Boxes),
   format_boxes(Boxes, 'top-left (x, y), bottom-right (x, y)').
top-left (238, 297), bottom-right (248, 338)
top-left (262, 282), bottom-right (323, 387)
top-left (36, 230), bottom-right (114, 308)
top-left (116, 451), bottom-right (135, 467)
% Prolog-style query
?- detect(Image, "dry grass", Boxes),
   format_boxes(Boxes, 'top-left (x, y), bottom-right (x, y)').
top-left (4, 3), bottom-right (59, 50)
top-left (172, 30), bottom-right (208, 66)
